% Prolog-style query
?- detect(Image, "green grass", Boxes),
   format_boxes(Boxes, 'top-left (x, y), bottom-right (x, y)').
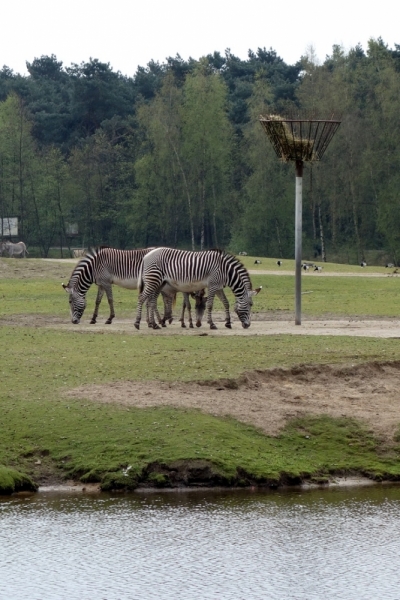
top-left (1, 256), bottom-right (400, 492)
top-left (240, 254), bottom-right (394, 274)
top-left (2, 257), bottom-right (400, 319)
top-left (251, 274), bottom-right (400, 317)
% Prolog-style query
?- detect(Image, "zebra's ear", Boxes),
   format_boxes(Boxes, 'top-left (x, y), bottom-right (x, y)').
top-left (249, 286), bottom-right (262, 297)
top-left (62, 283), bottom-right (72, 293)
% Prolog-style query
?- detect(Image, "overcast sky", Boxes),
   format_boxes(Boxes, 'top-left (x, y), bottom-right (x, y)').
top-left (2, 0), bottom-right (399, 76)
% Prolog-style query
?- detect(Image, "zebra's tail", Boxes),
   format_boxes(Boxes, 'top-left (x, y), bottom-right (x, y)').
top-left (138, 265), bottom-right (144, 294)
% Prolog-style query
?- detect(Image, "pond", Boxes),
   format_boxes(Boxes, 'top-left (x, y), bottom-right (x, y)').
top-left (1, 484), bottom-right (400, 599)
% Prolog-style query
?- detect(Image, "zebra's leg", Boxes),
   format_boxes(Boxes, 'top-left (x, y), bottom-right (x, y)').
top-left (180, 293), bottom-right (193, 328)
top-left (134, 294), bottom-right (146, 330)
top-left (146, 299), bottom-right (162, 327)
top-left (146, 301), bottom-right (152, 327)
top-left (216, 289), bottom-right (232, 329)
top-left (160, 291), bottom-right (173, 327)
top-left (193, 289), bottom-right (207, 328)
top-left (155, 297), bottom-right (165, 327)
top-left (186, 294), bottom-right (194, 328)
top-left (165, 292), bottom-right (176, 325)
top-left (206, 291), bottom-right (217, 330)
top-left (90, 286), bottom-right (105, 324)
top-left (134, 275), bottom-right (163, 330)
top-left (148, 292), bottom-right (161, 329)
top-left (142, 292), bottom-right (161, 330)
top-left (104, 285), bottom-right (115, 324)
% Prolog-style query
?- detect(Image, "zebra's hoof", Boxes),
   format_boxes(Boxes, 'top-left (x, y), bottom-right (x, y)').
top-left (210, 324), bottom-right (218, 330)
top-left (168, 318), bottom-right (173, 325)
top-left (90, 320), bottom-right (96, 324)
top-left (181, 323), bottom-right (186, 328)
top-left (105, 320), bottom-right (112, 325)
top-left (134, 323), bottom-right (140, 330)
top-left (162, 323), bottom-right (167, 328)
top-left (225, 322), bottom-right (232, 329)
top-left (152, 324), bottom-right (161, 330)
top-left (189, 323), bottom-right (194, 329)
top-left (196, 321), bottom-right (202, 328)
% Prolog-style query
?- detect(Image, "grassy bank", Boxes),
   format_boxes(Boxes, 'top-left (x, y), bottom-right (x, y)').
top-left (1, 257), bottom-right (400, 493)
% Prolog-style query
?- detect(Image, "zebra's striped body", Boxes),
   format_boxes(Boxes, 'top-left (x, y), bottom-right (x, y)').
top-left (135, 248), bottom-right (261, 330)
top-left (62, 247), bottom-right (173, 325)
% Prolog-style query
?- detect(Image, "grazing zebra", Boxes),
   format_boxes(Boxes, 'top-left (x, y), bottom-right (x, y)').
top-left (62, 246), bottom-right (174, 325)
top-left (135, 248), bottom-right (261, 330)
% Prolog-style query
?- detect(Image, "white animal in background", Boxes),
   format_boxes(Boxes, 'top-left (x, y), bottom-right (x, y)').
top-left (2, 241), bottom-right (28, 258)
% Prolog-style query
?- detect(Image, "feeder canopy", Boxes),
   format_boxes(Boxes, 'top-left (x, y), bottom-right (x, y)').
top-left (259, 113), bottom-right (341, 162)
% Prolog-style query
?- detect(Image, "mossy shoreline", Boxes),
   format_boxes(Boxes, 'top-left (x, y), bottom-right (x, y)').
top-left (0, 466), bottom-right (38, 495)
top-left (3, 403), bottom-right (400, 496)
top-left (3, 458), bottom-right (400, 497)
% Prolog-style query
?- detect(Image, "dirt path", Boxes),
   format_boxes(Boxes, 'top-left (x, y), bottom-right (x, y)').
top-left (3, 311), bottom-right (400, 339)
top-left (3, 311), bottom-right (400, 338)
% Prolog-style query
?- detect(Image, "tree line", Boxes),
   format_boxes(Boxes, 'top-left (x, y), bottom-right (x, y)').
top-left (0, 39), bottom-right (399, 263)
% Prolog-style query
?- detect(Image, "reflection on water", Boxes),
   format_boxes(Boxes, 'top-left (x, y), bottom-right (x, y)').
top-left (1, 485), bottom-right (400, 600)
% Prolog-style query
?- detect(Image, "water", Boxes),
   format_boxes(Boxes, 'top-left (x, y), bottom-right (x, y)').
top-left (1, 485), bottom-right (400, 600)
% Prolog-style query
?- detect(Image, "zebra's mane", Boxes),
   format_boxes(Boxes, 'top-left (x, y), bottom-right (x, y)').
top-left (86, 245), bottom-right (111, 257)
top-left (67, 246), bottom-right (108, 286)
top-left (208, 248), bottom-right (252, 290)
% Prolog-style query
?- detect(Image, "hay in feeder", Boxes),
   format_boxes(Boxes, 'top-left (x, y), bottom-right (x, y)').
top-left (260, 115), bottom-right (317, 162)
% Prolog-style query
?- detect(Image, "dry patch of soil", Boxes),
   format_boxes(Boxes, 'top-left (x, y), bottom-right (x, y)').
top-left (65, 361), bottom-right (400, 445)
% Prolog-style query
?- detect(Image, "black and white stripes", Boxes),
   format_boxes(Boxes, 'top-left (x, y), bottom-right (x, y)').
top-left (62, 247), bottom-right (167, 325)
top-left (135, 247), bottom-right (261, 330)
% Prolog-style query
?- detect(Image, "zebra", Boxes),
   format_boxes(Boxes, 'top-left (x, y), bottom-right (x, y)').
top-left (62, 246), bottom-right (175, 325)
top-left (1, 241), bottom-right (28, 257)
top-left (134, 247), bottom-right (262, 330)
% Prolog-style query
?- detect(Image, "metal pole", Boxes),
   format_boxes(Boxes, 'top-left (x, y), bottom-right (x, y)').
top-left (295, 160), bottom-right (303, 325)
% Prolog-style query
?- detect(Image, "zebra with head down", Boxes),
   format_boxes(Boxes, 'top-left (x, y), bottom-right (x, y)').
top-left (135, 247), bottom-right (261, 330)
top-left (62, 246), bottom-right (176, 325)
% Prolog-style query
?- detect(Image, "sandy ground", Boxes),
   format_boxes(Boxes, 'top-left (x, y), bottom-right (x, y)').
top-left (4, 311), bottom-right (400, 338)
top-left (65, 360), bottom-right (400, 446)
top-left (52, 316), bottom-right (400, 338)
